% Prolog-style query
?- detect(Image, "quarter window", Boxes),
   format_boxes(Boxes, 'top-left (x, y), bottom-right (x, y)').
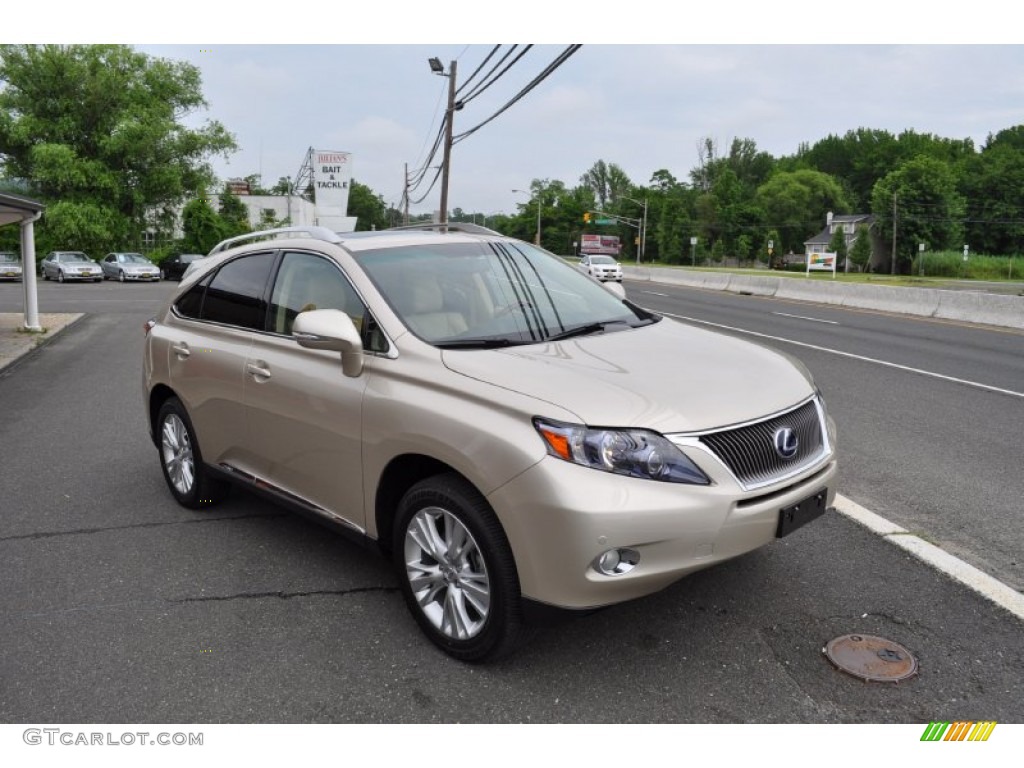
top-left (195, 252), bottom-right (275, 329)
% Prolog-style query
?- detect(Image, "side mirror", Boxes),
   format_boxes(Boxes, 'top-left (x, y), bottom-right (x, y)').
top-left (292, 309), bottom-right (364, 377)
top-left (604, 281), bottom-right (626, 299)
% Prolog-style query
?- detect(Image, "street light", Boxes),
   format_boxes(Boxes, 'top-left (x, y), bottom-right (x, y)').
top-left (428, 57), bottom-right (457, 232)
top-left (622, 195), bottom-right (647, 264)
top-left (512, 188), bottom-right (541, 246)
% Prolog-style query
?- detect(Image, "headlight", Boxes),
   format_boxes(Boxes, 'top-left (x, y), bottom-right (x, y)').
top-left (533, 418), bottom-right (710, 484)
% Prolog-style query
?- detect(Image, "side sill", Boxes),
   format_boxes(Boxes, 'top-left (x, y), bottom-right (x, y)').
top-left (208, 463), bottom-right (381, 555)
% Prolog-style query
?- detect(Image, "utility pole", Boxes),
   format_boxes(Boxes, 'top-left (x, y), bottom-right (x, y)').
top-left (891, 191), bottom-right (898, 276)
top-left (403, 163), bottom-right (409, 225)
top-left (438, 59), bottom-right (457, 233)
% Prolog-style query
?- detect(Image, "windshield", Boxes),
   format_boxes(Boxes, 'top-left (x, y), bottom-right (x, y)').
top-left (590, 256), bottom-right (617, 265)
top-left (0, 254), bottom-right (18, 264)
top-left (120, 253), bottom-right (148, 264)
top-left (356, 240), bottom-right (656, 346)
top-left (61, 253), bottom-right (90, 263)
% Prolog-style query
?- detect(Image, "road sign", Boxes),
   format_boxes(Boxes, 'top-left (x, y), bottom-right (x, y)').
top-left (595, 218), bottom-right (613, 225)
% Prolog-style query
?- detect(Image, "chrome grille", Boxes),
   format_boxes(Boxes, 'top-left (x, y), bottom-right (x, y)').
top-left (697, 399), bottom-right (826, 490)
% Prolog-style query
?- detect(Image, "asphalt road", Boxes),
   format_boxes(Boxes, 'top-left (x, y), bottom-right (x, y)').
top-left (0, 280), bottom-right (1022, 725)
top-left (631, 282), bottom-right (1024, 593)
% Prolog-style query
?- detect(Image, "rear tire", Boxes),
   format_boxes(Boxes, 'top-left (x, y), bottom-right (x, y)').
top-left (156, 397), bottom-right (229, 509)
top-left (394, 473), bottom-right (528, 662)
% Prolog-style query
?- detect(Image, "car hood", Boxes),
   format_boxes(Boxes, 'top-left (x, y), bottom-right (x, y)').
top-left (440, 318), bottom-right (814, 433)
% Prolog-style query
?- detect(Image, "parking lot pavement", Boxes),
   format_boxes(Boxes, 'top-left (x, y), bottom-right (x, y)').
top-left (0, 312), bottom-right (83, 374)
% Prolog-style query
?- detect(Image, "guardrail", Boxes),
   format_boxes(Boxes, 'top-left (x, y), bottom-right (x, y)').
top-left (622, 266), bottom-right (1024, 331)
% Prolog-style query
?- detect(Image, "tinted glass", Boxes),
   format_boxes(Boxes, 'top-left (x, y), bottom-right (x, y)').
top-left (175, 274), bottom-right (211, 319)
top-left (201, 252), bottom-right (275, 329)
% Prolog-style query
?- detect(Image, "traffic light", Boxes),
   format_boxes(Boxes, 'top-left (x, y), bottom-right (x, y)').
top-left (583, 212), bottom-right (590, 223)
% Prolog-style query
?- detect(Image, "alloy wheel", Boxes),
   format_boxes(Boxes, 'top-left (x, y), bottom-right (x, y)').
top-left (161, 413), bottom-right (195, 496)
top-left (403, 506), bottom-right (491, 640)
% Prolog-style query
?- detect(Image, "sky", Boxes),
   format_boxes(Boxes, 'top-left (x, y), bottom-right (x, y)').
top-left (9, 3), bottom-right (1024, 221)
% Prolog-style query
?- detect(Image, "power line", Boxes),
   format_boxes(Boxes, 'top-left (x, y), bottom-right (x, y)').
top-left (457, 45), bottom-right (533, 106)
top-left (453, 45), bottom-right (582, 145)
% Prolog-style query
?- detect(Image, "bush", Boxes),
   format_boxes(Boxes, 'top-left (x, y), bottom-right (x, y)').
top-left (912, 251), bottom-right (1022, 280)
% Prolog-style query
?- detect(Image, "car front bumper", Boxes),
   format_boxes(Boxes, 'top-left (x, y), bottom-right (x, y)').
top-left (489, 452), bottom-right (838, 610)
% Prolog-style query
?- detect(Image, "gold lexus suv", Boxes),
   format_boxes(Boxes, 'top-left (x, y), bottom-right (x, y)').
top-left (143, 225), bottom-right (837, 661)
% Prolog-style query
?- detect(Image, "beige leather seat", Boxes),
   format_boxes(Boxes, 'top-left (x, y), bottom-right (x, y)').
top-left (403, 277), bottom-right (468, 339)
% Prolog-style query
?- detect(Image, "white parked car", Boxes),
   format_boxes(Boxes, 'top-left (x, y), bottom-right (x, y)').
top-left (578, 254), bottom-right (623, 282)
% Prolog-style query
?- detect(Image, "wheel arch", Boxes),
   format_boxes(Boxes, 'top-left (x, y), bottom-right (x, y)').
top-left (373, 454), bottom-right (479, 557)
top-left (147, 384), bottom-right (178, 446)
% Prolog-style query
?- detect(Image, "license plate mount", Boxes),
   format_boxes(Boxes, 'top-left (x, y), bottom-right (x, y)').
top-left (776, 488), bottom-right (828, 538)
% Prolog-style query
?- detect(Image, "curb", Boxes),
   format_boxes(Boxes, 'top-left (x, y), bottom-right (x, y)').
top-left (0, 312), bottom-right (86, 376)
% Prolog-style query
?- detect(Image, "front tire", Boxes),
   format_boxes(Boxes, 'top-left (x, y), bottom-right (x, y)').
top-left (118, 270), bottom-right (125, 283)
top-left (394, 473), bottom-right (527, 662)
top-left (156, 397), bottom-right (229, 509)
top-left (57, 270), bottom-right (65, 283)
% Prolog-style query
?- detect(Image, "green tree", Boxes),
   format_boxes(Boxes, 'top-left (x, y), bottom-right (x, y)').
top-left (0, 44), bottom-right (236, 252)
top-left (736, 234), bottom-right (753, 265)
top-left (871, 156), bottom-right (965, 272)
top-left (849, 224), bottom-right (872, 271)
top-left (827, 226), bottom-right (848, 262)
top-left (217, 185), bottom-right (250, 238)
top-left (959, 125), bottom-right (1024, 255)
top-left (180, 195), bottom-right (223, 255)
top-left (755, 169), bottom-right (850, 253)
top-left (580, 160), bottom-right (631, 209)
top-left (348, 180), bottom-right (388, 231)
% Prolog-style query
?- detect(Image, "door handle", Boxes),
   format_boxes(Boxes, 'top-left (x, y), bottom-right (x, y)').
top-left (171, 342), bottom-right (190, 359)
top-left (246, 361), bottom-right (272, 380)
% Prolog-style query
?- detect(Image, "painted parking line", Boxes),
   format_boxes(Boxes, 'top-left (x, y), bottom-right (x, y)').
top-left (834, 494), bottom-right (1024, 622)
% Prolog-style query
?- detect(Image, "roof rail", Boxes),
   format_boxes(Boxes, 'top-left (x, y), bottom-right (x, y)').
top-left (385, 222), bottom-right (504, 236)
top-left (207, 226), bottom-right (343, 255)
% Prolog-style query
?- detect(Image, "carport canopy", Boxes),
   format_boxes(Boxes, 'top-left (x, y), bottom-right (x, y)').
top-left (0, 191), bottom-right (45, 330)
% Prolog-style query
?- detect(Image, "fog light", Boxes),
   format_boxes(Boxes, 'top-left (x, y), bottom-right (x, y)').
top-left (594, 548), bottom-right (640, 576)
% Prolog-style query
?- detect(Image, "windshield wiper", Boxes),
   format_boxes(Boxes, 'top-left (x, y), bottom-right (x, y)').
top-left (434, 338), bottom-right (525, 349)
top-left (545, 320), bottom-right (631, 341)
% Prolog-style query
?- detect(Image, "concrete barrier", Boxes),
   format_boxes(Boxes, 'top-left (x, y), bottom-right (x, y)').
top-left (838, 283), bottom-right (941, 318)
top-left (935, 290), bottom-right (1024, 330)
top-left (621, 265), bottom-right (1024, 330)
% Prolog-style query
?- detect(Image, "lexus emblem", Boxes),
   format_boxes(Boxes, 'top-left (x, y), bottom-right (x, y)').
top-left (773, 427), bottom-right (799, 459)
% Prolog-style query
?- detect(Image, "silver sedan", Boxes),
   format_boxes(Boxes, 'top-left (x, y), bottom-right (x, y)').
top-left (101, 252), bottom-right (161, 282)
top-left (41, 251), bottom-right (103, 282)
top-left (0, 252), bottom-right (23, 281)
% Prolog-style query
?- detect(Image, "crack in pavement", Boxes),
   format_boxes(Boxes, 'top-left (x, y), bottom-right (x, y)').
top-left (0, 511), bottom-right (289, 543)
top-left (168, 586), bottom-right (399, 604)
top-left (10, 585), bottom-right (398, 619)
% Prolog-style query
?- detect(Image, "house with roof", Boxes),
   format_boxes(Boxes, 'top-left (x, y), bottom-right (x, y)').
top-left (804, 212), bottom-right (885, 271)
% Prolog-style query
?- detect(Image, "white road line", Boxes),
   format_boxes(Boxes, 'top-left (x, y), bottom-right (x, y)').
top-left (643, 291), bottom-right (669, 297)
top-left (834, 494), bottom-right (1024, 622)
top-left (772, 311), bottom-right (839, 325)
top-left (660, 311), bottom-right (1024, 399)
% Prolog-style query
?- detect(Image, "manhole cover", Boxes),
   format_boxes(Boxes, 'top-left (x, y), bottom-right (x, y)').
top-left (824, 634), bottom-right (918, 683)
